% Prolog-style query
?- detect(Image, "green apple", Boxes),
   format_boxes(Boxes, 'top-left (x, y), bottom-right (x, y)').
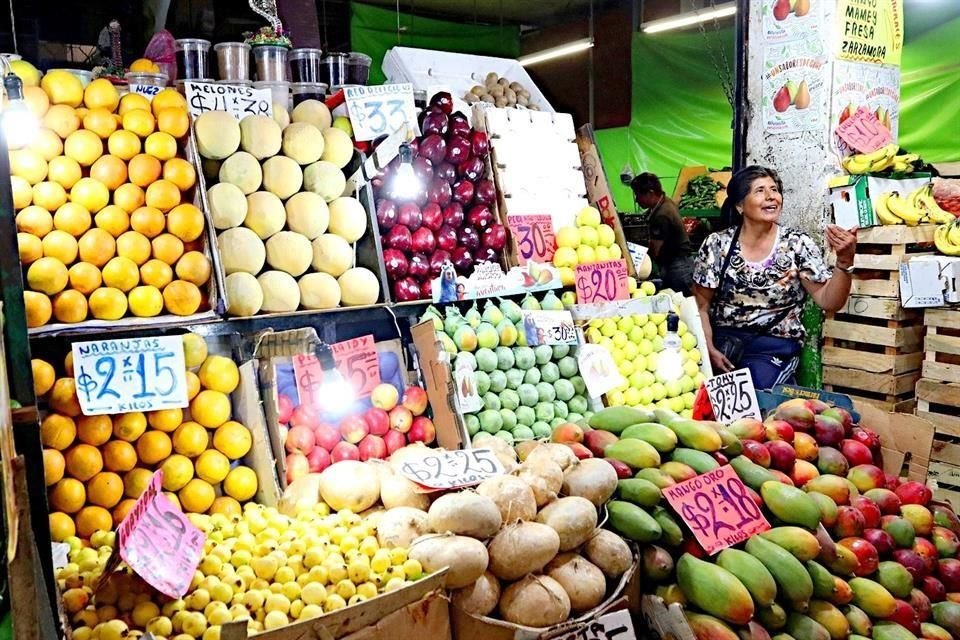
top-left (332, 116), bottom-right (354, 136)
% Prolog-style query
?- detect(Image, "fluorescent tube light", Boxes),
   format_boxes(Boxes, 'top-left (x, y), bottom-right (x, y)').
top-left (642, 2), bottom-right (737, 34)
top-left (518, 38), bottom-right (594, 66)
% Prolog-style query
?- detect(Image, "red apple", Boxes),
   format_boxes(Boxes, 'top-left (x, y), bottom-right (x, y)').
top-left (389, 406), bottom-right (413, 433)
top-left (307, 447), bottom-right (331, 473)
top-left (363, 408), bottom-right (390, 437)
top-left (383, 429), bottom-right (406, 455)
top-left (313, 423), bottom-right (342, 452)
top-left (339, 415), bottom-right (370, 444)
top-left (285, 425), bottom-right (315, 455)
top-left (371, 383), bottom-right (400, 411)
top-left (277, 393), bottom-right (294, 424)
top-left (289, 402), bottom-right (320, 429)
top-left (358, 434), bottom-right (388, 461)
top-left (402, 385), bottom-right (429, 416)
top-left (331, 441), bottom-right (360, 463)
top-left (408, 416), bottom-right (436, 444)
top-left (285, 452), bottom-right (310, 484)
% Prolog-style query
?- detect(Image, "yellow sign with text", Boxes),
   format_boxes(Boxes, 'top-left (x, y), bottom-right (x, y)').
top-left (837, 0), bottom-right (904, 66)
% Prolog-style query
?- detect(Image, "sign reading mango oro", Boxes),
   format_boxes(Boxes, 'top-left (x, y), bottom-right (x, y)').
top-left (663, 465), bottom-right (770, 555)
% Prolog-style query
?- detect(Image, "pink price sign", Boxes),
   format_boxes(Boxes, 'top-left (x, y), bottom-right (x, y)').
top-left (507, 214), bottom-right (556, 265)
top-left (115, 470), bottom-right (205, 598)
top-left (575, 259), bottom-right (629, 304)
top-left (663, 465), bottom-right (771, 555)
top-left (331, 335), bottom-right (380, 398)
top-left (292, 353), bottom-right (325, 410)
top-left (836, 106), bottom-right (893, 154)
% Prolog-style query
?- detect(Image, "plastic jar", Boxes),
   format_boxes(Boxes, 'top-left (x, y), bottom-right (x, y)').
top-left (288, 48), bottom-right (323, 83)
top-left (253, 80), bottom-right (290, 112)
top-left (291, 82), bottom-right (328, 106)
top-left (252, 45), bottom-right (289, 81)
top-left (175, 38), bottom-right (211, 80)
top-left (319, 53), bottom-right (349, 86)
top-left (214, 42), bottom-right (251, 81)
top-left (347, 52), bottom-right (372, 85)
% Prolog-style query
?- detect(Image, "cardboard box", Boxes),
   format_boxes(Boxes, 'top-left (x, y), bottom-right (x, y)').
top-left (829, 174), bottom-right (931, 229)
top-left (672, 165), bottom-right (731, 216)
top-left (410, 320), bottom-right (470, 451)
top-left (899, 255), bottom-right (960, 308)
top-left (853, 399), bottom-right (934, 483)
top-left (340, 591), bottom-right (451, 640)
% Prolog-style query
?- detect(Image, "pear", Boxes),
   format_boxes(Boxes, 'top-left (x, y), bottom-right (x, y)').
top-left (500, 298), bottom-right (523, 323)
top-left (521, 295), bottom-right (541, 311)
top-left (514, 320), bottom-right (528, 346)
top-left (497, 319), bottom-right (519, 347)
top-left (481, 300), bottom-right (505, 326)
top-left (795, 80), bottom-right (810, 109)
top-left (464, 304), bottom-right (483, 328)
top-left (540, 291), bottom-right (564, 311)
top-left (443, 308), bottom-right (465, 337)
top-left (785, 79), bottom-right (799, 104)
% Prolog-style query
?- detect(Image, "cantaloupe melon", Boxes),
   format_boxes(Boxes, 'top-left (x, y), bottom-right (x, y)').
top-left (282, 122), bottom-right (324, 165)
top-left (298, 272), bottom-right (341, 310)
top-left (244, 191), bottom-right (286, 239)
top-left (195, 111), bottom-right (241, 160)
top-left (311, 234), bottom-right (353, 277)
top-left (265, 231), bottom-right (313, 277)
top-left (218, 227), bottom-right (266, 275)
top-left (258, 270), bottom-right (300, 312)
top-left (291, 100), bottom-right (332, 131)
top-left (218, 151), bottom-right (262, 195)
top-left (327, 197), bottom-right (366, 243)
top-left (224, 271), bottom-right (263, 316)
top-left (272, 104), bottom-right (290, 128)
top-left (321, 128), bottom-right (354, 169)
top-left (262, 156), bottom-right (303, 200)
top-left (303, 161), bottom-right (346, 202)
top-left (207, 183), bottom-right (248, 230)
top-left (338, 267), bottom-right (380, 306)
top-left (285, 192), bottom-right (328, 239)
top-left (239, 114), bottom-right (282, 159)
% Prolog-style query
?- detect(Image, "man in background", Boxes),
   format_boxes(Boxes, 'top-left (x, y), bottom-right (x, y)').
top-left (631, 172), bottom-right (694, 295)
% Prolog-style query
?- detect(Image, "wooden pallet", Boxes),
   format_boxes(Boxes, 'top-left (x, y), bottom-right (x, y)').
top-left (823, 302), bottom-right (924, 376)
top-left (834, 224), bottom-right (937, 298)
top-left (923, 308), bottom-right (960, 384)
top-left (822, 367), bottom-right (920, 413)
top-left (916, 378), bottom-right (960, 436)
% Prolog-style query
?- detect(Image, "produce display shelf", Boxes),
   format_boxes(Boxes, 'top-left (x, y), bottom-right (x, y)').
top-left (837, 223), bottom-right (937, 298)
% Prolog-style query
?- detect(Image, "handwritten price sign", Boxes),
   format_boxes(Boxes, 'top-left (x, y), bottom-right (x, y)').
top-left (555, 610), bottom-right (636, 640)
top-left (575, 260), bottom-right (629, 304)
top-left (331, 335), bottom-right (380, 398)
top-left (398, 448), bottom-right (504, 490)
top-left (705, 368), bottom-right (762, 423)
top-left (663, 465), bottom-right (771, 555)
top-left (345, 83), bottom-right (417, 142)
top-left (128, 83), bottom-right (162, 99)
top-left (507, 214), bottom-right (555, 265)
top-left (111, 470), bottom-right (205, 598)
top-left (521, 310), bottom-right (577, 346)
top-left (292, 353), bottom-right (325, 409)
top-left (184, 81), bottom-right (272, 119)
top-left (836, 106), bottom-right (893, 154)
top-left (72, 337), bottom-right (188, 415)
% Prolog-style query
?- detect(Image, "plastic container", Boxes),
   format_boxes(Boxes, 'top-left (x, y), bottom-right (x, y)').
top-left (124, 72), bottom-right (168, 88)
top-left (319, 53), bottom-right (349, 86)
top-left (252, 45), bottom-right (288, 82)
top-left (291, 82), bottom-right (328, 106)
top-left (216, 79), bottom-right (251, 87)
top-left (175, 38), bottom-right (211, 80)
top-left (214, 42), bottom-right (251, 81)
top-left (288, 48), bottom-right (323, 83)
top-left (253, 80), bottom-right (290, 112)
top-left (51, 68), bottom-right (93, 88)
top-left (347, 52), bottom-right (372, 85)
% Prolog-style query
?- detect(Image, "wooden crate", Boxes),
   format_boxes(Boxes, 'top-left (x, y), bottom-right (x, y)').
top-left (838, 225), bottom-right (937, 298)
top-left (822, 369), bottom-right (920, 413)
top-left (923, 308), bottom-right (960, 384)
top-left (916, 378), bottom-right (960, 437)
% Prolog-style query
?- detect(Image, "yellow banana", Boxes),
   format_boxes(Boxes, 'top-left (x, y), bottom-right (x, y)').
top-left (949, 220), bottom-right (960, 246)
top-left (873, 192), bottom-right (903, 226)
top-left (870, 156), bottom-right (895, 172)
top-left (853, 143), bottom-right (898, 165)
top-left (919, 192), bottom-right (955, 225)
top-left (893, 160), bottom-right (913, 173)
top-left (886, 193), bottom-right (924, 226)
top-left (844, 157), bottom-right (872, 174)
top-left (935, 224), bottom-right (960, 256)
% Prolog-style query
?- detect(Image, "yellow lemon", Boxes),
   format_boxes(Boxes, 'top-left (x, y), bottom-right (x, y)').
top-left (213, 421), bottom-right (252, 460)
top-left (198, 355), bottom-right (240, 394)
top-left (83, 78), bottom-right (120, 111)
top-left (223, 466), bottom-right (258, 502)
top-left (195, 449), bottom-right (230, 484)
top-left (190, 390), bottom-right (231, 428)
top-left (88, 287), bottom-right (128, 320)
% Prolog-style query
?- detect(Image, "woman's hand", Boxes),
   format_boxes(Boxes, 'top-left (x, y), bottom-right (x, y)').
top-left (708, 345), bottom-right (735, 373)
top-left (827, 225), bottom-right (857, 269)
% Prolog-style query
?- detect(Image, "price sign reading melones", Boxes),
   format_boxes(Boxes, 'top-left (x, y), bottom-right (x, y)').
top-left (575, 259), bottom-right (629, 304)
top-left (344, 83), bottom-right (417, 142)
top-left (836, 106), bottom-right (893, 154)
top-left (507, 214), bottom-right (556, 265)
top-left (521, 310), bottom-right (577, 346)
top-left (663, 465), bottom-right (771, 555)
top-left (398, 448), bottom-right (504, 490)
top-left (331, 335), bottom-right (381, 398)
top-left (72, 336), bottom-right (189, 415)
top-left (555, 610), bottom-right (636, 640)
top-left (184, 81), bottom-right (272, 120)
top-left (705, 368), bottom-right (762, 423)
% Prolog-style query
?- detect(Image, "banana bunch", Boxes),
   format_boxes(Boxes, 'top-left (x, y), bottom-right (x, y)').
top-left (934, 219), bottom-right (960, 256)
top-left (842, 144), bottom-right (921, 175)
top-left (873, 184), bottom-right (949, 226)
top-left (912, 185), bottom-right (956, 224)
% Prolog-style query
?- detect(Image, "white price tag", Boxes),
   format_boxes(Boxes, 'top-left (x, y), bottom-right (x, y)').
top-left (51, 542), bottom-right (70, 570)
top-left (72, 336), bottom-right (189, 416)
top-left (184, 81), bottom-right (272, 120)
top-left (577, 343), bottom-right (626, 399)
top-left (555, 609), bottom-right (637, 640)
top-left (705, 368), bottom-right (762, 423)
top-left (398, 448), bottom-right (504, 490)
top-left (345, 83), bottom-right (417, 142)
top-left (128, 84), bottom-right (162, 100)
top-left (521, 310), bottom-right (577, 346)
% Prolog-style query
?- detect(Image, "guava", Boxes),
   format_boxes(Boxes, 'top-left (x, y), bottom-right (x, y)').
top-left (499, 389), bottom-right (520, 411)
top-left (517, 383), bottom-right (539, 408)
top-left (475, 348), bottom-right (497, 373)
top-left (495, 346), bottom-right (515, 371)
top-left (536, 382), bottom-right (556, 403)
top-left (488, 370), bottom-right (507, 394)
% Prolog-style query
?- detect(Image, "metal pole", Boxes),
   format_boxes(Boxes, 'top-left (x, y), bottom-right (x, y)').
top-left (732, 0), bottom-right (749, 170)
top-left (588, 0), bottom-right (595, 126)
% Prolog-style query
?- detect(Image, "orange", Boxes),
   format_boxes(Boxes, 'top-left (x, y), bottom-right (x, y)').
top-left (89, 155), bottom-right (128, 190)
top-left (76, 414), bottom-right (113, 446)
top-left (94, 204), bottom-right (130, 237)
top-left (83, 78), bottom-right (120, 110)
top-left (130, 206), bottom-right (165, 238)
top-left (166, 204), bottom-right (205, 242)
top-left (16, 205), bottom-right (53, 237)
top-left (41, 70), bottom-right (83, 106)
top-left (40, 413), bottom-right (76, 450)
top-left (23, 86), bottom-right (50, 117)
top-left (49, 477), bottom-right (86, 513)
top-left (139, 259), bottom-right (173, 289)
top-left (47, 156), bottom-right (82, 189)
top-left (49, 512), bottom-right (75, 541)
top-left (9, 148), bottom-right (48, 184)
top-left (102, 440), bottom-right (137, 472)
top-left (27, 256), bottom-right (69, 294)
top-left (82, 107), bottom-right (118, 139)
top-left (112, 499), bottom-right (136, 527)
top-left (11, 174), bottom-right (32, 208)
top-left (198, 355), bottom-right (240, 394)
top-left (151, 233), bottom-right (184, 265)
top-left (182, 333), bottom-right (208, 368)
top-left (75, 505), bottom-right (113, 538)
top-left (70, 177), bottom-right (110, 213)
top-left (136, 430), bottom-right (172, 465)
top-left (77, 228), bottom-right (116, 267)
top-left (87, 471), bottom-right (123, 508)
top-left (28, 128), bottom-right (64, 162)
top-left (175, 252), bottom-right (211, 286)
top-left (209, 496), bottom-right (242, 517)
top-left (127, 153), bottom-right (161, 187)
top-left (189, 389), bottom-right (231, 428)
top-left (49, 378), bottom-right (81, 416)
top-left (116, 230), bottom-right (152, 264)
top-left (64, 352), bottom-right (74, 377)
top-left (18, 232), bottom-right (43, 264)
top-left (144, 131), bottom-right (178, 161)
top-left (101, 256), bottom-right (140, 292)
top-left (213, 421), bottom-right (252, 460)
top-left (64, 443), bottom-right (103, 481)
top-left (162, 157), bottom-right (196, 191)
top-left (107, 129), bottom-right (141, 160)
top-left (130, 58), bottom-right (160, 73)
top-left (144, 179), bottom-right (181, 212)
top-left (119, 93), bottom-right (151, 115)
top-left (24, 290), bottom-right (52, 327)
top-left (127, 285), bottom-right (164, 317)
top-left (31, 358), bottom-right (56, 396)
top-left (164, 492), bottom-right (181, 511)
top-left (163, 280), bottom-right (202, 316)
top-left (88, 287), bottom-right (128, 320)
top-left (112, 411), bottom-right (147, 442)
top-left (53, 202), bottom-right (92, 237)
top-left (68, 262), bottom-right (103, 294)
top-left (32, 181), bottom-right (67, 210)
top-left (160, 455), bottom-right (194, 492)
top-left (122, 109), bottom-right (156, 138)
top-left (151, 89), bottom-right (188, 116)
top-left (178, 478), bottom-right (215, 513)
top-left (63, 129), bottom-right (104, 167)
top-left (41, 230), bottom-right (78, 264)
top-left (43, 448), bottom-right (65, 485)
top-left (223, 466), bottom-right (257, 502)
top-left (173, 421), bottom-right (208, 458)
top-left (147, 407), bottom-right (183, 432)
top-left (123, 468), bottom-right (154, 498)
top-left (195, 449), bottom-right (230, 484)
top-left (52, 290), bottom-right (88, 323)
top-left (42, 104), bottom-right (80, 138)
top-left (112, 183), bottom-right (144, 214)
top-left (157, 107), bottom-right (189, 138)
top-left (184, 371), bottom-right (201, 400)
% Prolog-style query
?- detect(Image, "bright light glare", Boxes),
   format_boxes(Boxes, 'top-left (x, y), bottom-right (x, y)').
top-left (391, 162), bottom-right (420, 200)
top-left (518, 38), bottom-right (594, 66)
top-left (655, 348), bottom-right (684, 383)
top-left (314, 373), bottom-right (356, 415)
top-left (642, 3), bottom-right (737, 33)
top-left (2, 101), bottom-right (38, 149)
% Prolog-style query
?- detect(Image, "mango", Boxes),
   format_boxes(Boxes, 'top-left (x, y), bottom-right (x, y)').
top-left (728, 417), bottom-right (766, 441)
top-left (849, 577), bottom-right (897, 618)
top-left (821, 544), bottom-right (859, 576)
top-left (653, 407), bottom-right (684, 427)
top-left (932, 601), bottom-right (960, 637)
top-left (920, 622), bottom-right (953, 640)
top-left (607, 500), bottom-right (661, 542)
top-left (757, 604), bottom-right (788, 630)
top-left (774, 402), bottom-right (815, 431)
top-left (806, 601), bottom-right (848, 640)
top-left (803, 475), bottom-right (850, 506)
top-left (642, 545), bottom-right (674, 581)
top-left (760, 527), bottom-right (822, 562)
top-left (655, 583), bottom-right (686, 606)
top-left (652, 506), bottom-right (684, 546)
top-left (660, 461), bottom-right (698, 482)
top-left (604, 439), bottom-right (660, 470)
top-left (684, 612), bottom-right (740, 640)
top-left (762, 481), bottom-right (822, 529)
top-left (770, 635), bottom-right (797, 640)
top-left (746, 535), bottom-right (813, 610)
top-left (806, 561), bottom-right (838, 600)
top-left (806, 493), bottom-right (839, 528)
top-left (677, 554), bottom-right (755, 625)
top-left (844, 604), bottom-right (872, 636)
top-left (718, 428), bottom-right (743, 456)
top-left (616, 478), bottom-right (661, 507)
top-left (933, 504), bottom-right (960, 535)
top-left (621, 422), bottom-right (677, 452)
top-left (882, 516), bottom-right (916, 548)
top-left (667, 419), bottom-right (723, 452)
top-left (634, 467), bottom-right (676, 489)
top-left (730, 456), bottom-right (778, 491)
top-left (876, 561), bottom-right (913, 598)
top-left (932, 525), bottom-right (960, 558)
top-left (817, 447), bottom-right (849, 477)
top-left (871, 622), bottom-right (919, 640)
top-left (589, 406), bottom-right (655, 433)
top-left (716, 548), bottom-right (777, 607)
top-left (848, 636), bottom-right (870, 640)
top-left (670, 448), bottom-right (720, 474)
top-left (830, 577), bottom-right (852, 605)
top-left (784, 613), bottom-right (830, 640)
top-left (738, 622), bottom-right (772, 640)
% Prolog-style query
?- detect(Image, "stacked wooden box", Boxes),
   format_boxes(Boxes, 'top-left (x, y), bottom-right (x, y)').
top-left (917, 307), bottom-right (960, 502)
top-left (821, 225), bottom-right (935, 412)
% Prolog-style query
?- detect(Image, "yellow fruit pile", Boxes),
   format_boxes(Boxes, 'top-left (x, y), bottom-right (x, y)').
top-left (57, 504), bottom-right (425, 639)
top-left (11, 74), bottom-right (211, 327)
top-left (41, 334), bottom-right (258, 541)
top-left (552, 206), bottom-right (624, 286)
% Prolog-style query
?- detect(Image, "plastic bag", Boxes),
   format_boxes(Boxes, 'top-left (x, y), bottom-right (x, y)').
top-left (932, 178), bottom-right (960, 215)
top-left (144, 29), bottom-right (177, 83)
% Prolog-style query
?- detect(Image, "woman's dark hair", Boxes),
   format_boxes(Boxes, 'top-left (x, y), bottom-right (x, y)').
top-left (720, 165), bottom-right (784, 227)
top-left (630, 172), bottom-right (663, 198)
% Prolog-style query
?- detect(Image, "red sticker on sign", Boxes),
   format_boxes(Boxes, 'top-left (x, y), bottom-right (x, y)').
top-left (836, 106), bottom-right (893, 154)
top-left (663, 465), bottom-right (771, 555)
top-left (331, 335), bottom-right (380, 398)
top-left (507, 214), bottom-right (555, 265)
top-left (575, 259), bottom-right (629, 304)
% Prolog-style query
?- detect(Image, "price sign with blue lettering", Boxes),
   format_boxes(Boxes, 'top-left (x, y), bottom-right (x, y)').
top-left (184, 81), bottom-right (272, 120)
top-left (575, 259), bottom-right (629, 304)
top-left (128, 84), bottom-right (162, 99)
top-left (398, 448), bottom-right (504, 491)
top-left (345, 83), bottom-right (417, 142)
top-left (507, 214), bottom-right (556, 265)
top-left (72, 336), bottom-right (189, 415)
top-left (521, 310), bottom-right (577, 346)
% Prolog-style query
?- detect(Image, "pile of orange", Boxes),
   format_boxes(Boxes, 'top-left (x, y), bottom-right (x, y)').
top-left (11, 76), bottom-right (212, 327)
top-left (40, 333), bottom-right (259, 541)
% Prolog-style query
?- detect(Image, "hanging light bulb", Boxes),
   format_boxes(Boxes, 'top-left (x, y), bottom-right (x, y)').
top-left (655, 312), bottom-right (684, 383)
top-left (313, 344), bottom-right (357, 419)
top-left (2, 72), bottom-right (37, 149)
top-left (390, 141), bottom-right (420, 200)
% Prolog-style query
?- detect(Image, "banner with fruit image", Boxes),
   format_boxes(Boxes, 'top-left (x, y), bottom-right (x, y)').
top-left (762, 39), bottom-right (828, 134)
top-left (830, 61), bottom-right (899, 155)
top-left (836, 0), bottom-right (905, 66)
top-left (762, 0), bottom-right (823, 44)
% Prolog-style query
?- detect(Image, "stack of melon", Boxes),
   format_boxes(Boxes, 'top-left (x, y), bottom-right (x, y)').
top-left (196, 100), bottom-right (381, 315)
